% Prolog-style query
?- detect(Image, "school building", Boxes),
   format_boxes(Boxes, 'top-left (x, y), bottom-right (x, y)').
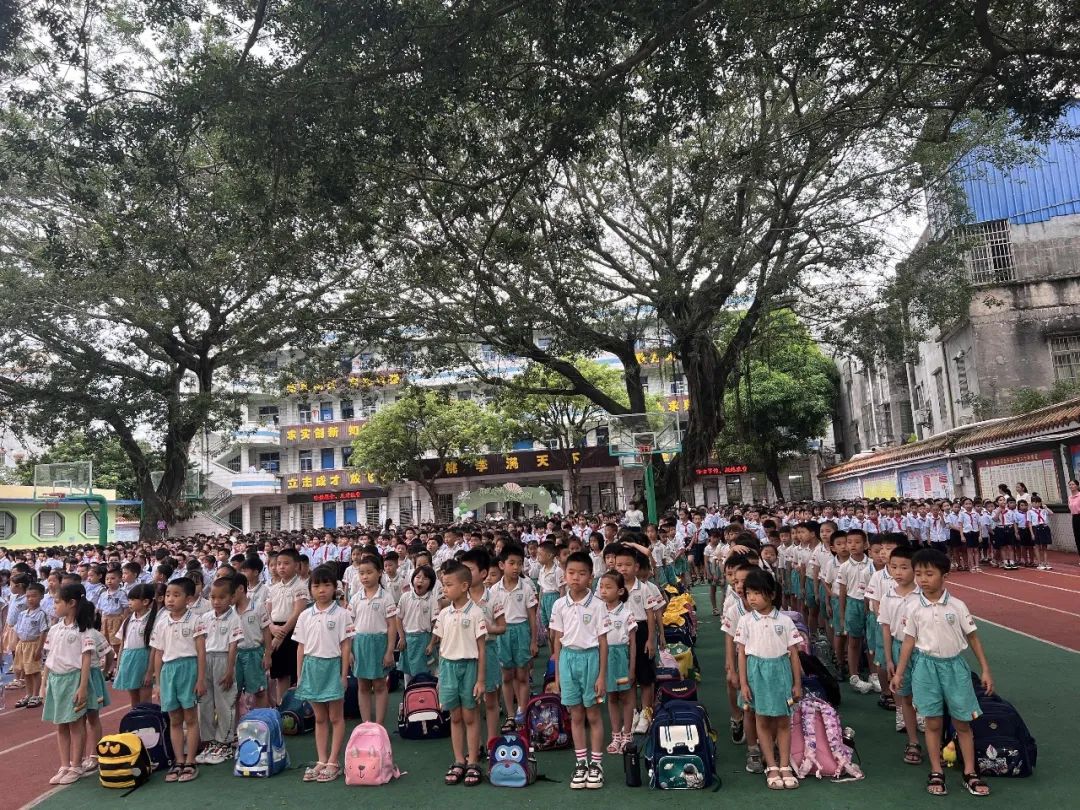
top-left (0, 486), bottom-right (135, 549)
top-left (818, 397), bottom-right (1080, 551)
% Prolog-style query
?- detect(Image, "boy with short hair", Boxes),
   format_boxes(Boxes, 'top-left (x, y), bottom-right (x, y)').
top-left (879, 545), bottom-right (921, 762)
top-left (460, 547), bottom-right (506, 745)
top-left (838, 529), bottom-right (874, 694)
top-left (490, 543), bottom-right (538, 725)
top-left (613, 546), bottom-right (662, 734)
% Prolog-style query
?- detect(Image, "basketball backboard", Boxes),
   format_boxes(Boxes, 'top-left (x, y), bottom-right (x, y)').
top-left (606, 411), bottom-right (682, 460)
top-left (34, 461), bottom-right (93, 500)
top-left (150, 468), bottom-right (203, 499)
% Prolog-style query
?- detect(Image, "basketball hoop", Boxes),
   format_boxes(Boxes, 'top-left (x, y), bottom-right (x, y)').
top-left (43, 493), bottom-right (63, 509)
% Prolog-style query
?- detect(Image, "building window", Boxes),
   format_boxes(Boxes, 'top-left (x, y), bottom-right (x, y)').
top-left (954, 353), bottom-right (970, 396)
top-left (668, 372), bottom-right (687, 395)
top-left (479, 344), bottom-right (498, 362)
top-left (257, 405), bottom-right (279, 425)
top-left (966, 219), bottom-right (1015, 284)
top-left (456, 390), bottom-right (473, 401)
top-left (227, 507), bottom-right (243, 530)
top-left (320, 448), bottom-right (335, 470)
top-left (0, 511), bottom-right (15, 540)
top-left (342, 446), bottom-right (354, 466)
top-left (319, 401), bottom-right (333, 421)
top-left (80, 510), bottom-right (100, 537)
top-left (599, 481), bottom-right (616, 512)
top-left (1050, 335), bottom-right (1080, 382)
top-left (879, 403), bottom-right (893, 444)
top-left (260, 506), bottom-right (281, 532)
top-left (257, 451), bottom-right (280, 473)
top-left (541, 438), bottom-right (559, 451)
top-left (297, 402), bottom-right (312, 423)
top-left (594, 426), bottom-right (610, 446)
top-left (576, 486), bottom-right (593, 513)
top-left (299, 503), bottom-right (314, 529)
top-left (365, 499), bottom-right (381, 526)
top-left (299, 450), bottom-right (313, 472)
top-left (436, 493), bottom-right (454, 524)
top-left (725, 475), bottom-right (743, 504)
top-left (340, 399), bottom-right (354, 420)
top-left (933, 369), bottom-right (948, 424)
top-left (35, 511), bottom-right (64, 538)
top-left (398, 496), bottom-right (413, 525)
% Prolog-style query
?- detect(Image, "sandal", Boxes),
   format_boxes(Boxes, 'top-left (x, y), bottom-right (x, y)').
top-left (164, 765), bottom-right (183, 783)
top-left (926, 771), bottom-right (947, 796)
top-left (779, 766), bottom-right (799, 789)
top-left (445, 762), bottom-right (466, 785)
top-left (606, 736), bottom-right (623, 754)
top-left (903, 742), bottom-right (923, 765)
top-left (28, 697), bottom-right (42, 708)
top-left (765, 766), bottom-right (784, 790)
top-left (14, 697), bottom-right (30, 708)
top-left (177, 763), bottom-right (198, 783)
top-left (878, 695), bottom-right (896, 711)
top-left (463, 763), bottom-right (482, 786)
top-left (962, 772), bottom-right (990, 796)
top-left (317, 762), bottom-right (341, 782)
top-left (303, 762), bottom-right (326, 782)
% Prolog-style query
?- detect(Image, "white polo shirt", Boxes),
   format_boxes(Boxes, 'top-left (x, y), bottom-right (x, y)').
top-left (626, 578), bottom-right (664, 622)
top-left (490, 577), bottom-right (537, 624)
top-left (293, 602), bottom-right (354, 658)
top-left (471, 587), bottom-right (505, 641)
top-left (433, 600), bottom-right (487, 660)
top-left (604, 603), bottom-right (636, 646)
top-left (902, 590), bottom-right (977, 658)
top-left (877, 585), bottom-right (920, 637)
top-left (269, 575), bottom-right (310, 623)
top-left (538, 563), bottom-right (564, 595)
top-left (349, 586), bottom-right (398, 634)
top-left (838, 556), bottom-right (874, 599)
top-left (734, 608), bottom-right (802, 658)
top-left (118, 610), bottom-right (153, 651)
top-left (864, 566), bottom-right (893, 607)
top-left (247, 582), bottom-right (269, 614)
top-left (381, 571), bottom-right (406, 604)
top-left (721, 597), bottom-right (747, 638)
top-left (44, 620), bottom-right (95, 674)
top-left (150, 609), bottom-right (208, 662)
top-left (203, 606), bottom-right (244, 653)
top-left (236, 601), bottom-right (271, 649)
top-left (960, 510), bottom-right (979, 533)
top-left (549, 591), bottom-right (609, 651)
top-left (398, 590), bottom-right (439, 634)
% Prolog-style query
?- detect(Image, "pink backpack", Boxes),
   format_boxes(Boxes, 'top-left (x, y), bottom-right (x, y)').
top-left (344, 722), bottom-right (402, 785)
top-left (790, 695), bottom-right (863, 781)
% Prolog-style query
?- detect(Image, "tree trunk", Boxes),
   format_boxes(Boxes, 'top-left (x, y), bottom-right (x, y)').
top-left (764, 452), bottom-right (784, 503)
top-left (568, 464), bottom-right (581, 513)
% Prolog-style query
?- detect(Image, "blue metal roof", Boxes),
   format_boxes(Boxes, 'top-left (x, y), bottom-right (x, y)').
top-left (961, 104), bottom-right (1080, 226)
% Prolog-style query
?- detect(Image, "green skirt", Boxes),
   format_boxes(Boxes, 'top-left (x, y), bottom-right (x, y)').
top-left (352, 632), bottom-right (390, 680)
top-left (746, 654), bottom-right (794, 718)
top-left (606, 643), bottom-right (631, 693)
top-left (43, 669), bottom-right (87, 725)
top-left (401, 631), bottom-right (432, 676)
top-left (297, 655), bottom-right (345, 703)
top-left (113, 647), bottom-right (150, 691)
top-left (88, 667), bottom-right (111, 711)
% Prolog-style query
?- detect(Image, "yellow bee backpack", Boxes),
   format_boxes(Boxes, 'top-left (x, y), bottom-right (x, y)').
top-left (97, 733), bottom-right (153, 791)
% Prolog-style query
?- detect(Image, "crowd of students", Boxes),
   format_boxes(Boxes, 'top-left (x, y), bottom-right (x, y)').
top-left (0, 492), bottom-right (1046, 795)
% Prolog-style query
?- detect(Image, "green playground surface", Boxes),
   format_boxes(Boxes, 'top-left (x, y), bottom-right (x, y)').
top-left (42, 587), bottom-right (1074, 809)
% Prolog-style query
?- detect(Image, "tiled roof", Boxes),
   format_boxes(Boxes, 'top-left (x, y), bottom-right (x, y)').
top-left (953, 397), bottom-right (1080, 452)
top-left (819, 434), bottom-right (953, 481)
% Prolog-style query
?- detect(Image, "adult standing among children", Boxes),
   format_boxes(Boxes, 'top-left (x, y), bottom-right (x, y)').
top-left (1068, 479), bottom-right (1080, 562)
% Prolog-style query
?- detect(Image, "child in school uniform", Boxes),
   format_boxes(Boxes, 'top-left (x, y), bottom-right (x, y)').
top-left (13, 582), bottom-right (49, 709)
top-left (150, 577), bottom-right (208, 783)
top-left (536, 540), bottom-right (565, 638)
top-left (398, 565), bottom-right (438, 684)
top-left (79, 623), bottom-right (114, 775)
top-left (294, 565), bottom-right (354, 783)
top-left (1029, 495), bottom-right (1053, 570)
top-left (837, 529), bottom-right (874, 694)
top-left (1013, 498), bottom-right (1035, 569)
top-left (460, 548), bottom-right (507, 745)
top-left (113, 582), bottom-right (158, 707)
top-left (490, 543), bottom-right (538, 726)
top-left (268, 548), bottom-right (309, 702)
top-left (97, 569), bottom-right (129, 671)
top-left (735, 569), bottom-right (803, 791)
top-left (879, 545), bottom-right (922, 765)
top-left (195, 577), bottom-right (243, 766)
top-left (233, 572), bottom-right (273, 709)
top-left (347, 553), bottom-right (398, 725)
top-left (550, 551), bottom-right (609, 789)
top-left (598, 569), bottom-right (636, 754)
top-left (42, 584), bottom-right (96, 785)
top-left (722, 559), bottom-right (763, 769)
top-left (427, 560), bottom-right (487, 787)
top-left (890, 548), bottom-right (994, 797)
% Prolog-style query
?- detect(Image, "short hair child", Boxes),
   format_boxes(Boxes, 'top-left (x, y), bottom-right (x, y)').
top-left (492, 543), bottom-right (538, 725)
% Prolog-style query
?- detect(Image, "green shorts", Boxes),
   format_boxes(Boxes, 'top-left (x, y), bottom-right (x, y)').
top-left (804, 580), bottom-right (818, 610)
top-left (912, 653), bottom-right (981, 720)
top-left (891, 639), bottom-right (914, 697)
top-left (844, 599), bottom-right (867, 638)
top-left (558, 647), bottom-right (601, 707)
top-left (235, 647), bottom-right (267, 694)
top-left (484, 640), bottom-right (501, 692)
top-left (498, 621), bottom-right (532, 669)
top-left (159, 656), bottom-right (198, 713)
top-left (438, 657), bottom-right (478, 710)
top-left (830, 596), bottom-right (843, 635)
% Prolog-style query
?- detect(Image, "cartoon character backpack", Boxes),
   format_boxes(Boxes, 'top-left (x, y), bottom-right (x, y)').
top-left (488, 730), bottom-right (537, 787)
top-left (118, 703), bottom-right (173, 771)
top-left (344, 722), bottom-right (402, 786)
top-left (523, 693), bottom-right (571, 751)
top-left (789, 695), bottom-right (863, 780)
top-left (97, 733), bottom-right (153, 791)
top-left (234, 708), bottom-right (290, 778)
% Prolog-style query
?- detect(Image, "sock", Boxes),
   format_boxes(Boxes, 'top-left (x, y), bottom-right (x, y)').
top-left (591, 751), bottom-right (603, 764)
top-left (575, 748), bottom-right (586, 763)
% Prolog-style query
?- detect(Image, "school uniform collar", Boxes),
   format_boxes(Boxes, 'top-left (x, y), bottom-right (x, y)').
top-left (499, 578), bottom-right (524, 593)
top-left (918, 590), bottom-right (950, 607)
top-left (311, 602), bottom-right (340, 615)
top-left (208, 606), bottom-right (235, 621)
top-left (750, 607), bottom-right (779, 621)
top-left (448, 600), bottom-right (474, 615)
top-left (165, 609), bottom-right (193, 625)
top-left (356, 586), bottom-right (385, 602)
top-left (564, 591), bottom-right (594, 608)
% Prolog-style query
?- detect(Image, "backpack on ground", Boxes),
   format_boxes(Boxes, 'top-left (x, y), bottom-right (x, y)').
top-left (799, 650), bottom-right (841, 707)
top-left (118, 703), bottom-right (173, 771)
top-left (812, 637), bottom-right (841, 679)
top-left (488, 730), bottom-right (538, 787)
top-left (234, 708), bottom-right (290, 778)
top-left (344, 722), bottom-right (402, 785)
top-left (344, 676), bottom-right (361, 719)
top-left (656, 679), bottom-right (698, 706)
top-left (967, 673), bottom-right (1037, 777)
top-left (97, 732), bottom-right (153, 791)
top-left (278, 688), bottom-right (316, 735)
top-left (524, 693), bottom-right (571, 751)
top-left (645, 699), bottom-right (720, 790)
top-left (783, 610), bottom-right (811, 654)
top-left (665, 642), bottom-right (695, 679)
top-left (397, 673), bottom-right (450, 739)
top-left (789, 694), bottom-right (863, 780)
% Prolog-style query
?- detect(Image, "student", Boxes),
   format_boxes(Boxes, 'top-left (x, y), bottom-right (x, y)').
top-left (735, 569), bottom-right (803, 790)
top-left (1029, 495), bottom-right (1053, 570)
top-left (233, 572), bottom-right (274, 709)
top-left (42, 584), bottom-right (96, 785)
top-left (823, 530), bottom-right (849, 670)
top-left (13, 582), bottom-right (49, 708)
top-left (959, 498), bottom-right (982, 573)
top-left (81, 622), bottom-right (115, 774)
top-left (240, 555), bottom-right (269, 612)
top-left (890, 548), bottom-right (994, 797)
top-left (150, 577), bottom-right (208, 783)
top-left (722, 560), bottom-right (761, 770)
top-left (428, 560), bottom-right (487, 787)
top-left (705, 529), bottom-right (724, 615)
top-left (382, 551), bottom-right (406, 603)
top-left (195, 577), bottom-right (243, 766)
top-left (268, 548), bottom-right (309, 702)
top-left (1013, 499), bottom-right (1034, 569)
top-left (837, 529), bottom-right (874, 694)
top-left (613, 545), bottom-right (662, 735)
top-left (864, 534), bottom-right (896, 698)
top-left (97, 569), bottom-right (130, 670)
top-left (490, 543), bottom-right (538, 725)
top-left (598, 570), bottom-right (635, 754)
top-left (113, 582), bottom-right (158, 707)
top-left (460, 548), bottom-right (506, 745)
top-left (397, 565), bottom-right (438, 685)
top-left (347, 554), bottom-right (398, 725)
top-left (879, 546), bottom-right (922, 765)
top-left (550, 551), bottom-right (609, 789)
top-left (536, 540), bottom-right (565, 638)
top-left (294, 565), bottom-right (354, 783)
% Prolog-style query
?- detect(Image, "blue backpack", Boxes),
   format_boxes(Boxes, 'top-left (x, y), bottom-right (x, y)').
top-left (488, 730), bottom-right (537, 787)
top-left (278, 688), bottom-right (316, 735)
top-left (234, 709), bottom-right (290, 777)
top-left (646, 700), bottom-right (720, 790)
top-left (118, 703), bottom-right (173, 771)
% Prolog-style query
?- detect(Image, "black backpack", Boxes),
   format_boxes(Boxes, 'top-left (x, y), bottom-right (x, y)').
top-left (968, 673), bottom-right (1037, 777)
top-left (799, 650), bottom-right (841, 707)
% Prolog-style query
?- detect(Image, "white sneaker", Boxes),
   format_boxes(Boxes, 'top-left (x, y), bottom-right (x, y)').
top-left (869, 673), bottom-right (882, 693)
top-left (895, 706), bottom-right (905, 732)
top-left (204, 744), bottom-right (228, 765)
top-left (631, 709), bottom-right (641, 731)
top-left (917, 714), bottom-right (926, 732)
top-left (195, 743), bottom-right (216, 764)
top-left (633, 707), bottom-right (652, 734)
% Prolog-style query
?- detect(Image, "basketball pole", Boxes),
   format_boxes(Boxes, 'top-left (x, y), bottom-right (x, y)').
top-left (644, 461), bottom-right (658, 525)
